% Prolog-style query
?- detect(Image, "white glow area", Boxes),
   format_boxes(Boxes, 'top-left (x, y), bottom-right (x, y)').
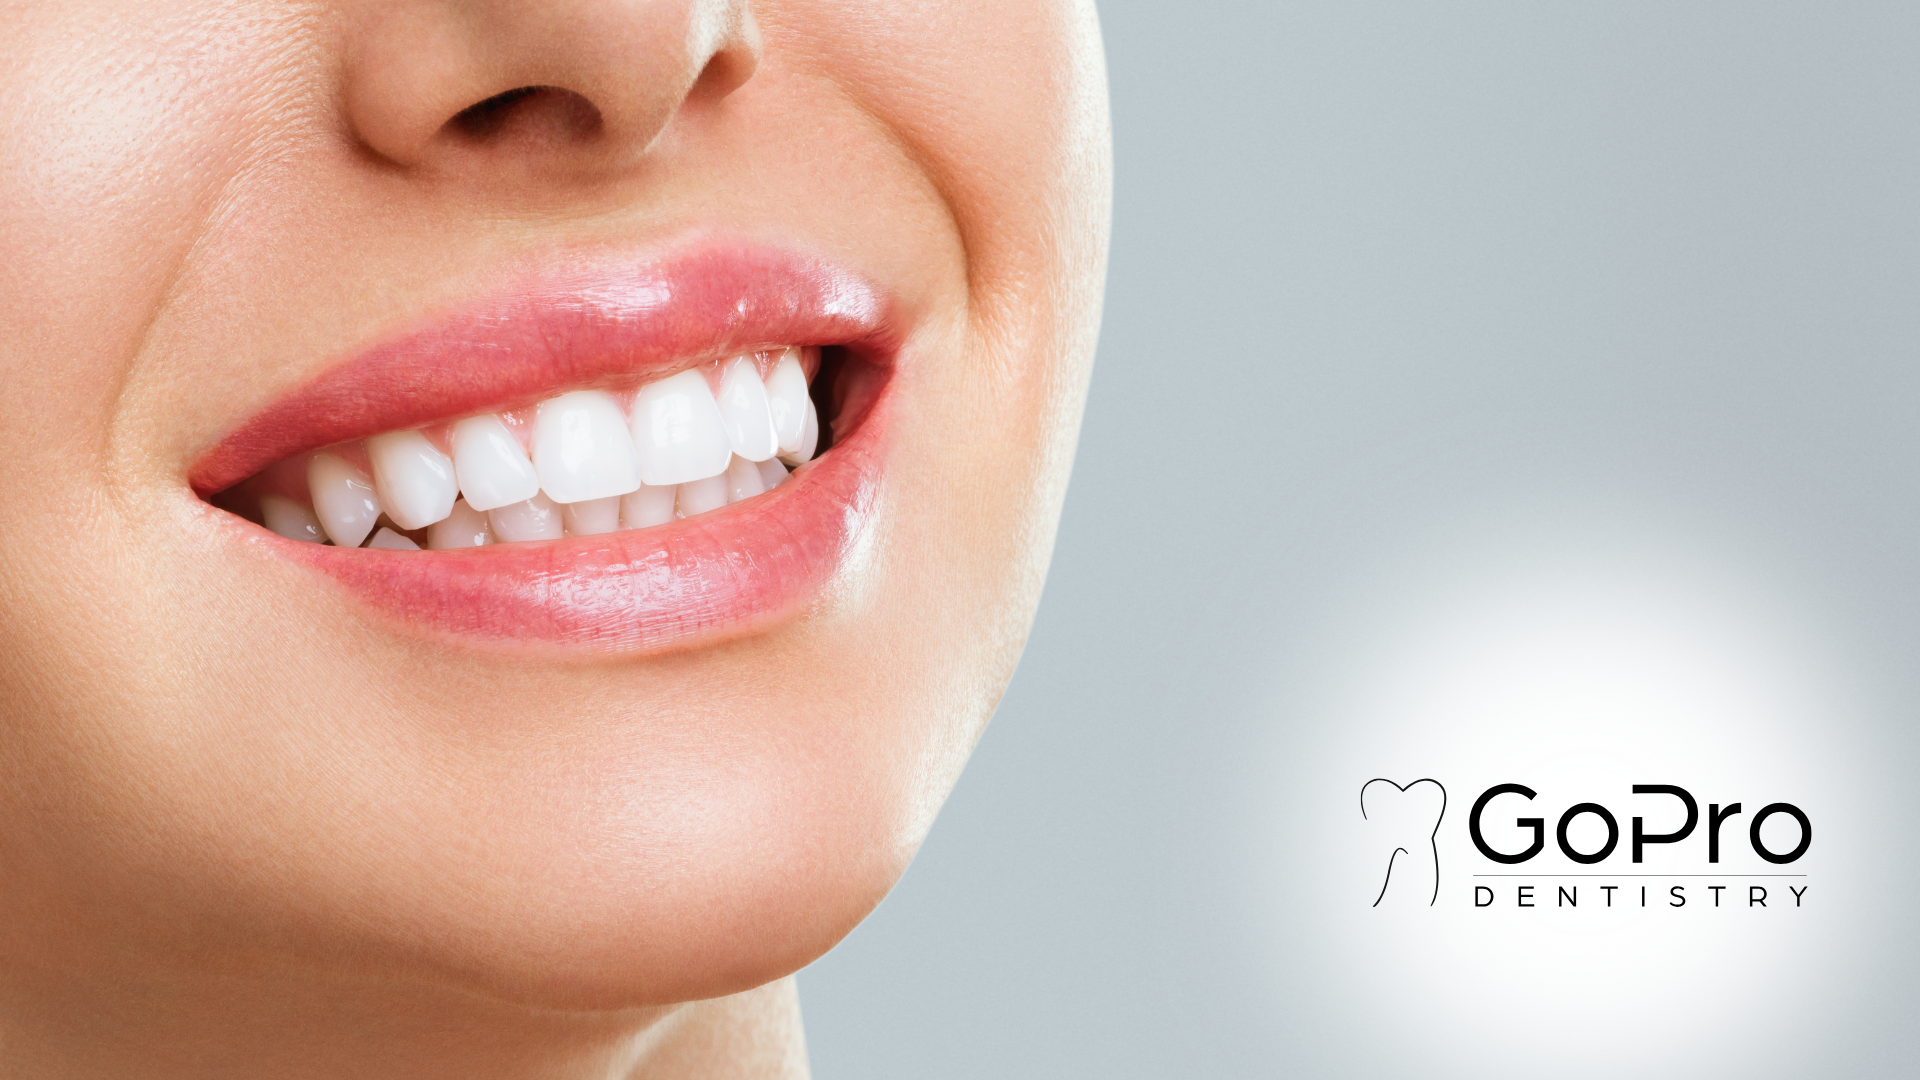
top-left (1262, 524), bottom-right (1858, 1078)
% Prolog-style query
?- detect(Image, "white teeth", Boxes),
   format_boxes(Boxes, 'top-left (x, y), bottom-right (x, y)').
top-left (630, 369), bottom-right (733, 487)
top-left (620, 484), bottom-right (677, 530)
top-left (450, 414), bottom-right (540, 512)
top-left (779, 398), bottom-right (819, 466)
top-left (487, 492), bottom-right (564, 542)
top-left (427, 499), bottom-right (493, 549)
top-left (726, 454), bottom-right (766, 503)
top-left (563, 495), bottom-right (622, 536)
top-left (715, 356), bottom-right (780, 462)
top-left (532, 390), bottom-right (643, 504)
top-left (260, 495), bottom-right (326, 543)
top-left (766, 348), bottom-right (810, 454)
top-left (271, 354), bottom-right (822, 549)
top-left (367, 429), bottom-right (458, 530)
top-left (756, 457), bottom-right (790, 490)
top-left (368, 527), bottom-right (420, 551)
top-left (307, 453), bottom-right (383, 548)
top-left (675, 472), bottom-right (730, 518)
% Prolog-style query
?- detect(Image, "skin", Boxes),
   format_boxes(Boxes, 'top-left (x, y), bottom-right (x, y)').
top-left (0, 1), bottom-right (1110, 1077)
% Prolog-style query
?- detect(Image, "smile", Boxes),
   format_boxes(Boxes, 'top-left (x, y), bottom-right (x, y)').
top-left (191, 241), bottom-right (899, 652)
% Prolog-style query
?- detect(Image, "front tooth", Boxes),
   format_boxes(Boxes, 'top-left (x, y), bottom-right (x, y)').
top-left (675, 472), bottom-right (730, 518)
top-left (368, 527), bottom-right (420, 551)
top-left (368, 429), bottom-right (458, 530)
top-left (261, 495), bottom-right (326, 543)
top-left (716, 356), bottom-right (779, 462)
top-left (532, 390), bottom-right (643, 504)
top-left (755, 457), bottom-right (790, 490)
top-left (726, 454), bottom-right (766, 503)
top-left (487, 492), bottom-right (564, 542)
top-left (450, 414), bottom-right (540, 512)
top-left (766, 348), bottom-right (810, 453)
top-left (778, 398), bottom-right (819, 466)
top-left (630, 370), bottom-right (733, 486)
top-left (427, 498), bottom-right (493, 549)
top-left (563, 495), bottom-right (621, 536)
top-left (307, 453), bottom-right (383, 547)
top-left (620, 484), bottom-right (676, 530)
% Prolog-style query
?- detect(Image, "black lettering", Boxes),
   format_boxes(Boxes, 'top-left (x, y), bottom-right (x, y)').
top-left (1632, 784), bottom-right (1699, 862)
top-left (1749, 803), bottom-right (1812, 864)
top-left (1474, 886), bottom-right (1494, 907)
top-left (1750, 886), bottom-right (1768, 907)
top-left (1707, 802), bottom-right (1742, 863)
top-left (1558, 886), bottom-right (1576, 907)
top-left (1791, 886), bottom-right (1807, 907)
top-left (1517, 885), bottom-right (1535, 908)
top-left (1669, 885), bottom-right (1686, 907)
top-left (1601, 885), bottom-right (1617, 907)
top-left (1640, 885), bottom-right (1646, 907)
top-left (1709, 885), bottom-right (1726, 907)
top-left (1470, 784), bottom-right (1545, 864)
top-left (1556, 803), bottom-right (1619, 864)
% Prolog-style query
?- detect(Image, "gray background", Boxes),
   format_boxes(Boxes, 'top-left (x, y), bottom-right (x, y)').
top-left (801, 2), bottom-right (1920, 1076)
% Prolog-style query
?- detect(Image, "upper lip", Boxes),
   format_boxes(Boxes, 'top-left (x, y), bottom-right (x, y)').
top-left (189, 238), bottom-right (898, 497)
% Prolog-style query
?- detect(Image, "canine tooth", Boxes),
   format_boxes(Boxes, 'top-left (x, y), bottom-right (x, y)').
top-left (779, 398), bottom-right (819, 466)
top-left (261, 495), bottom-right (326, 543)
top-left (450, 414), bottom-right (540, 511)
top-left (368, 430), bottom-right (458, 530)
top-left (308, 453), bottom-right (383, 548)
top-left (630, 370), bottom-right (732, 486)
top-left (487, 492), bottom-right (564, 542)
top-left (756, 457), bottom-right (790, 490)
top-left (716, 356), bottom-right (779, 462)
top-left (726, 454), bottom-right (766, 503)
top-left (368, 527), bottom-right (420, 551)
top-left (563, 495), bottom-right (622, 536)
top-left (675, 472), bottom-right (729, 518)
top-left (766, 348), bottom-right (810, 453)
top-left (620, 484), bottom-right (677, 530)
top-left (532, 390), bottom-right (643, 504)
top-left (427, 499), bottom-right (493, 549)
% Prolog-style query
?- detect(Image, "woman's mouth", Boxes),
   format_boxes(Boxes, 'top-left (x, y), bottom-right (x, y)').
top-left (190, 242), bottom-right (899, 653)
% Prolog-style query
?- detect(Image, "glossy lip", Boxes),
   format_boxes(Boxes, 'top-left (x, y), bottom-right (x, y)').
top-left (190, 240), bottom-right (900, 654)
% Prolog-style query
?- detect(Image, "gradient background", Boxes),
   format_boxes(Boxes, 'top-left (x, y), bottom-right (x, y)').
top-left (802, 3), bottom-right (1920, 1076)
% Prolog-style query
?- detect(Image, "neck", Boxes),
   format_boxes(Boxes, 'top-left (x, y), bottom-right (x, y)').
top-left (0, 960), bottom-right (810, 1080)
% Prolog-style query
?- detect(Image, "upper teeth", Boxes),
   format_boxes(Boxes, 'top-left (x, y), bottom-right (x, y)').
top-left (448, 413), bottom-right (539, 512)
top-left (631, 369), bottom-right (734, 486)
top-left (367, 429), bottom-right (458, 530)
top-left (532, 390), bottom-right (644, 504)
top-left (715, 355), bottom-right (780, 463)
top-left (276, 348), bottom-right (820, 548)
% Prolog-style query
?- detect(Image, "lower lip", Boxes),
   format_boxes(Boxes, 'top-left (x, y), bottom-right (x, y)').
top-left (265, 420), bottom-right (882, 654)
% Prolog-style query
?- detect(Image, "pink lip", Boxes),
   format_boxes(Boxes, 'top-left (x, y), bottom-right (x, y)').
top-left (191, 240), bottom-right (900, 653)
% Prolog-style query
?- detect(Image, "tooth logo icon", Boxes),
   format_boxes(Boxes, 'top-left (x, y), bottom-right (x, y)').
top-left (1361, 778), bottom-right (1447, 907)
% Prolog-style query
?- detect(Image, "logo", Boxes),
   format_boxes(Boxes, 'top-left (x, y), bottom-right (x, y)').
top-left (1360, 778), bottom-right (1447, 907)
top-left (1363, 778), bottom-right (1812, 911)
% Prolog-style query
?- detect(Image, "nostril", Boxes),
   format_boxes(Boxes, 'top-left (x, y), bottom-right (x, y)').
top-left (450, 86), bottom-right (538, 138)
top-left (446, 86), bottom-right (603, 143)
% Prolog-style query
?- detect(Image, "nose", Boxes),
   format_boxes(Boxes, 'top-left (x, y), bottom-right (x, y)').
top-left (343, 0), bottom-right (761, 170)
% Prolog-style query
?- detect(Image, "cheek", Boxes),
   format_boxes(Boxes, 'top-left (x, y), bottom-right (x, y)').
top-left (768, 0), bottom-right (1110, 297)
top-left (768, 0), bottom-right (1111, 591)
top-left (0, 4), bottom-right (316, 508)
